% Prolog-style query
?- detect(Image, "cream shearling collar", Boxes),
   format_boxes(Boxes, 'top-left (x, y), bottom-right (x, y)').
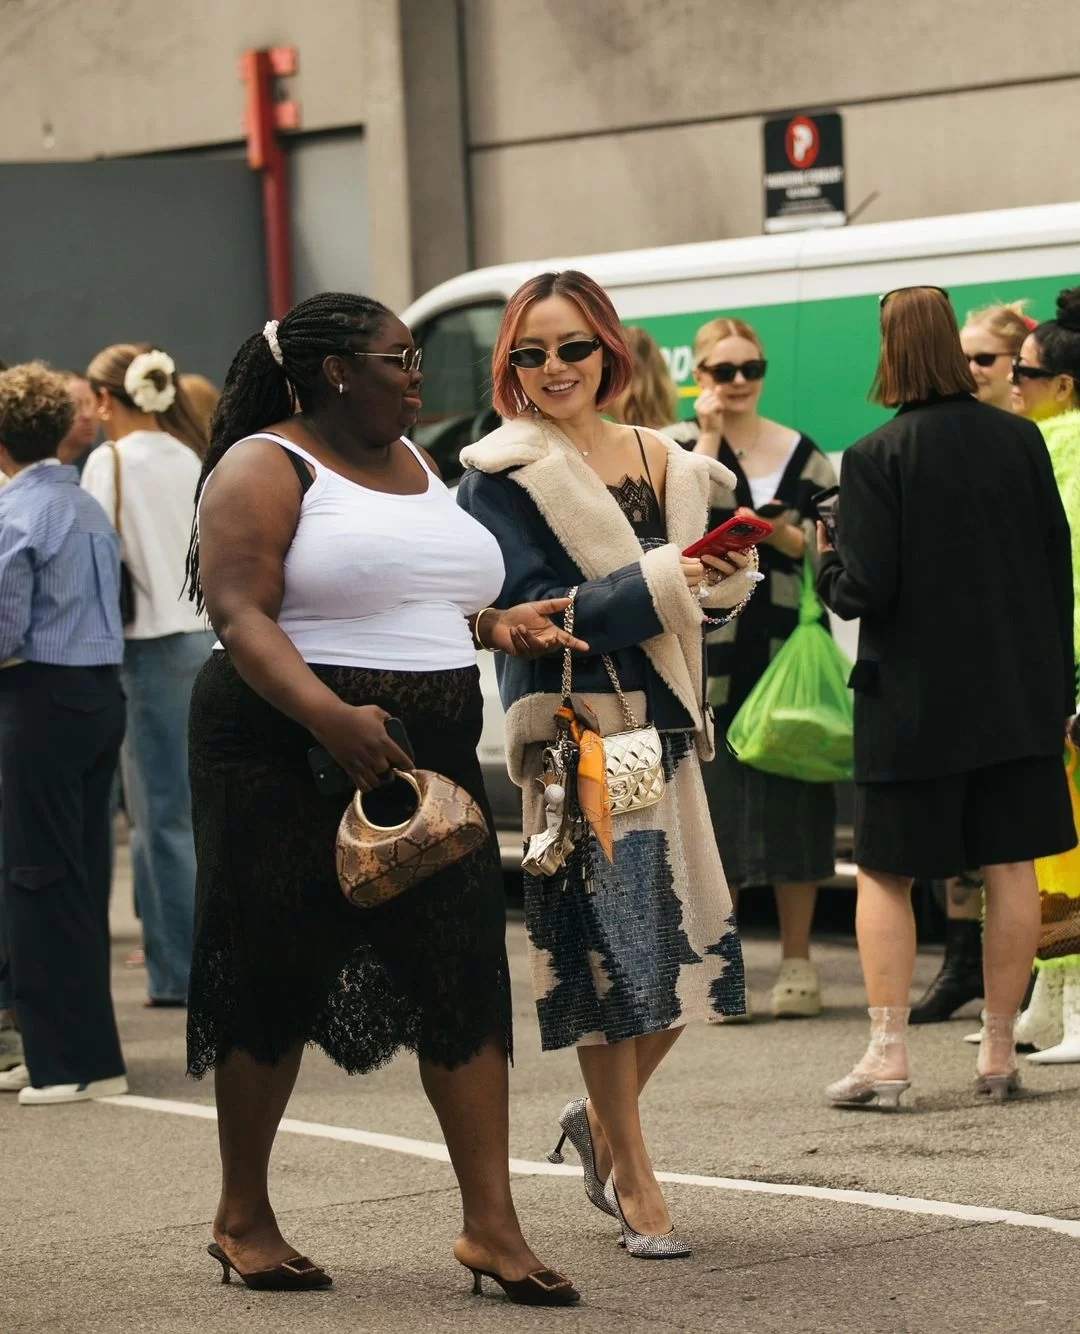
top-left (461, 415), bottom-right (731, 768)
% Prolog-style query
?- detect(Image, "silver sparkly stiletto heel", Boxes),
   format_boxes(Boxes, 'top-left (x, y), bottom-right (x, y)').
top-left (825, 1006), bottom-right (911, 1111)
top-left (603, 1177), bottom-right (691, 1259)
top-left (548, 1098), bottom-right (618, 1219)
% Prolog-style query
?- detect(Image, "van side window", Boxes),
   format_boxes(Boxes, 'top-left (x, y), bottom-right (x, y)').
top-left (410, 301), bottom-right (505, 484)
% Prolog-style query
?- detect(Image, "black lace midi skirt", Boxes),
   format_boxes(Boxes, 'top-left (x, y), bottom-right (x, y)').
top-left (185, 652), bottom-right (511, 1079)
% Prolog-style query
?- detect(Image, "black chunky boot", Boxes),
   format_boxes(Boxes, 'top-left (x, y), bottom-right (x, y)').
top-left (909, 918), bottom-right (984, 1023)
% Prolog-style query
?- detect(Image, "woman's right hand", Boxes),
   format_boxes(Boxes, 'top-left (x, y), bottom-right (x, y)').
top-left (681, 556), bottom-right (706, 593)
top-left (694, 386), bottom-right (725, 435)
top-left (315, 703), bottom-right (414, 794)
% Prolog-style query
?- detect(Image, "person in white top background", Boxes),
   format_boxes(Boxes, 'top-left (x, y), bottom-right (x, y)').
top-left (82, 343), bottom-right (213, 1008)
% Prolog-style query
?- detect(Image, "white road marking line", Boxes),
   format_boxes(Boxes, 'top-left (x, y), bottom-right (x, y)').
top-left (99, 1093), bottom-right (1080, 1240)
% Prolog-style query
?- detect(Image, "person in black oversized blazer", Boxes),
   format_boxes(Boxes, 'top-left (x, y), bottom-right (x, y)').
top-left (815, 286), bottom-right (1075, 1111)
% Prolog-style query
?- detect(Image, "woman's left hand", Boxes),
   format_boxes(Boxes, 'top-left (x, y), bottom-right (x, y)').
top-left (481, 598), bottom-right (590, 660)
top-left (816, 520), bottom-right (835, 555)
top-left (701, 549), bottom-right (752, 584)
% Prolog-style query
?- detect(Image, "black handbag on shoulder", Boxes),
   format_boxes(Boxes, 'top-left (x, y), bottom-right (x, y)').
top-left (105, 442), bottom-right (136, 627)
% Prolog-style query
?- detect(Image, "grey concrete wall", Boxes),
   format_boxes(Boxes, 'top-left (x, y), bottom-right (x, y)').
top-left (2, 0), bottom-right (1078, 298)
top-left (463, 0), bottom-right (1080, 264)
top-left (0, 0), bottom-right (369, 159)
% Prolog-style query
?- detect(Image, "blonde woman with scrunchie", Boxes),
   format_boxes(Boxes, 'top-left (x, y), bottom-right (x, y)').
top-left (82, 343), bottom-right (214, 1008)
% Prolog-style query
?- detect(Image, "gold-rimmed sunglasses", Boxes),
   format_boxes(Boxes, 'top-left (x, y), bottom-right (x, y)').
top-left (352, 348), bottom-right (424, 373)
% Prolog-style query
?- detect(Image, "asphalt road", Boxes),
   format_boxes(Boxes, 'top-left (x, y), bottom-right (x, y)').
top-left (4, 848), bottom-right (1080, 1333)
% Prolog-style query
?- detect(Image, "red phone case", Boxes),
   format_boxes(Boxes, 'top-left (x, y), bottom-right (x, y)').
top-left (683, 515), bottom-right (773, 560)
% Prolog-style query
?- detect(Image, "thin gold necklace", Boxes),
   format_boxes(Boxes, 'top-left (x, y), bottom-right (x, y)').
top-left (731, 419), bottom-right (763, 462)
top-left (568, 422), bottom-right (606, 459)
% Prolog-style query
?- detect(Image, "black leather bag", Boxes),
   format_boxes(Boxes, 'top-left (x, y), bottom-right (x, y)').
top-left (105, 442), bottom-right (135, 628)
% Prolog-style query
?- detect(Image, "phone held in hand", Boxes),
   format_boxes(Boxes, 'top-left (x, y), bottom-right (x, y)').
top-left (755, 501), bottom-right (789, 520)
top-left (306, 717), bottom-right (416, 796)
top-left (682, 515), bottom-right (773, 560)
top-left (812, 486), bottom-right (840, 545)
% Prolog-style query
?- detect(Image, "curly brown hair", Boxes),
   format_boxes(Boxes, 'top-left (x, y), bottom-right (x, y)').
top-left (0, 362), bottom-right (75, 464)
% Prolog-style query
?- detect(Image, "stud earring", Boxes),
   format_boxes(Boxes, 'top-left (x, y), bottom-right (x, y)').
top-left (338, 382), bottom-right (345, 395)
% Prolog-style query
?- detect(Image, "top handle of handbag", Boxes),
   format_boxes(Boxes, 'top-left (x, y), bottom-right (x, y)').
top-left (561, 586), bottom-right (641, 733)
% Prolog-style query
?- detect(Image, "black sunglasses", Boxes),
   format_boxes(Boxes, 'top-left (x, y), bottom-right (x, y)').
top-left (879, 286), bottom-right (950, 308)
top-left (700, 359), bottom-right (768, 384)
top-left (1010, 357), bottom-right (1059, 383)
top-left (967, 351), bottom-right (1011, 368)
top-left (508, 337), bottom-right (601, 369)
top-left (353, 348), bottom-right (423, 373)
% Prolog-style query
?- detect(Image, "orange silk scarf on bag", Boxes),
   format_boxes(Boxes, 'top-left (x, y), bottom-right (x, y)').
top-left (554, 703), bottom-right (613, 863)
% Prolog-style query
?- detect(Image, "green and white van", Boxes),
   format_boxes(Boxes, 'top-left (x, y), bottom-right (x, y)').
top-left (401, 201), bottom-right (1080, 848)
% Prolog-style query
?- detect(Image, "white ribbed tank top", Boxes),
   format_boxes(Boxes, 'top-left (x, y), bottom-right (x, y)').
top-left (212, 433), bottom-right (505, 671)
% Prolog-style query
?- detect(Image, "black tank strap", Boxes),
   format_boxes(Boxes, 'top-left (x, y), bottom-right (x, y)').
top-left (279, 445), bottom-right (315, 495)
top-left (633, 428), bottom-right (656, 492)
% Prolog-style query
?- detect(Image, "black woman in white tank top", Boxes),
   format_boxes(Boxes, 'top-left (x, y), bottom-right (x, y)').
top-left (183, 292), bottom-right (587, 1306)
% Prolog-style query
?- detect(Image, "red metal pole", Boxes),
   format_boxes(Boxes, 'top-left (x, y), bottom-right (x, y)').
top-left (241, 48), bottom-right (296, 319)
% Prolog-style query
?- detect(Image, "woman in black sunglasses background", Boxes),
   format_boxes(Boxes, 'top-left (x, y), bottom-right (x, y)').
top-left (667, 317), bottom-right (838, 1022)
top-left (1005, 284), bottom-right (1080, 1066)
top-left (959, 301), bottom-right (1034, 413)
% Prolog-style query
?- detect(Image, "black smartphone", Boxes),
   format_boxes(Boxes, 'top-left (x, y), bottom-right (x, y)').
top-left (306, 717), bottom-right (415, 796)
top-left (755, 500), bottom-right (790, 520)
top-left (812, 486), bottom-right (840, 544)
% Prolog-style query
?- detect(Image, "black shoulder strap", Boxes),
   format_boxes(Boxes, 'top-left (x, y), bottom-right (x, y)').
top-left (633, 428), bottom-right (656, 491)
top-left (279, 445), bottom-right (315, 495)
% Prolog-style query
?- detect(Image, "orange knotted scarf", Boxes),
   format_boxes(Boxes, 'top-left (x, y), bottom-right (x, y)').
top-left (554, 703), bottom-right (613, 863)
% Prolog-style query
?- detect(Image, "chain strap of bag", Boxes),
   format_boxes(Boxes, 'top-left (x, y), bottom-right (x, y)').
top-left (562, 588), bottom-right (665, 816)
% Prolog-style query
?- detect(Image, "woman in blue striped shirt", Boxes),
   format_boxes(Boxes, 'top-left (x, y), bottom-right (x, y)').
top-left (0, 363), bottom-right (129, 1105)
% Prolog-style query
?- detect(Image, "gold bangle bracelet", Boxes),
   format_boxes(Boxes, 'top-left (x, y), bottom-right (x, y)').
top-left (473, 607), bottom-right (498, 651)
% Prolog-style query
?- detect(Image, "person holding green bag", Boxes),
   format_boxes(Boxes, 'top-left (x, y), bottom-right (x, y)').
top-left (816, 286), bottom-right (1075, 1111)
top-left (672, 317), bottom-right (839, 1019)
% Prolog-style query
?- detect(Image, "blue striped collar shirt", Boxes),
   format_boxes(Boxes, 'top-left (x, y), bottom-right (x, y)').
top-left (0, 461), bottom-right (124, 666)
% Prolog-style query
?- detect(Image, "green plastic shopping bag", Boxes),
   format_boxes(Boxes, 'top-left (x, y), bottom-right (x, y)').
top-left (726, 560), bottom-right (854, 782)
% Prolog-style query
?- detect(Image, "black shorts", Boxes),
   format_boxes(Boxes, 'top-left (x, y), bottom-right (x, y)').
top-left (854, 754), bottom-right (1076, 880)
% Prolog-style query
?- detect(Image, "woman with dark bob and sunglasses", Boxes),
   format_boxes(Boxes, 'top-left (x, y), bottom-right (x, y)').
top-left (816, 286), bottom-right (1075, 1111)
top-left (1004, 284), bottom-right (1080, 1064)
top-left (183, 291), bottom-right (590, 1306)
top-left (458, 271), bottom-right (759, 1259)
top-left (909, 302), bottom-right (1037, 1026)
top-left (668, 317), bottom-right (838, 1020)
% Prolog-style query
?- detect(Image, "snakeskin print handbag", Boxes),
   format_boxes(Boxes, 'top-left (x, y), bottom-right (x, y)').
top-left (336, 769), bottom-right (488, 908)
top-left (563, 589), bottom-right (665, 817)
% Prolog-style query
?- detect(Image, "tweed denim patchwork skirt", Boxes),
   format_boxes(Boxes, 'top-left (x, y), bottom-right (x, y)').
top-left (521, 732), bottom-right (746, 1050)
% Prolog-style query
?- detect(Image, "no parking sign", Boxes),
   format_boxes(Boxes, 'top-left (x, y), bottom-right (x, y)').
top-left (764, 112), bottom-right (846, 233)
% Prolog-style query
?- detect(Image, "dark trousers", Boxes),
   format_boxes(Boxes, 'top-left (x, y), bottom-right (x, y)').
top-left (0, 663), bottom-right (126, 1086)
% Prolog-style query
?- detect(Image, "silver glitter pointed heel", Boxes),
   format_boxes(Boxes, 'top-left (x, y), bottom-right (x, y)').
top-left (548, 1098), bottom-right (618, 1219)
top-left (603, 1177), bottom-right (691, 1259)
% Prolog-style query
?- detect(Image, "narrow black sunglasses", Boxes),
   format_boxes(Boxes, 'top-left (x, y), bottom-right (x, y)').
top-left (967, 351), bottom-right (1010, 368)
top-left (1010, 357), bottom-right (1059, 383)
top-left (879, 286), bottom-right (950, 308)
top-left (700, 359), bottom-right (768, 384)
top-left (353, 348), bottom-right (423, 373)
top-left (508, 337), bottom-right (601, 369)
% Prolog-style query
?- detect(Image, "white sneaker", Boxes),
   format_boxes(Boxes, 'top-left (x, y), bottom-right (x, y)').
top-left (18, 1074), bottom-right (128, 1105)
top-left (0, 1062), bottom-right (30, 1091)
top-left (771, 959), bottom-right (823, 1018)
top-left (0, 1021), bottom-right (24, 1072)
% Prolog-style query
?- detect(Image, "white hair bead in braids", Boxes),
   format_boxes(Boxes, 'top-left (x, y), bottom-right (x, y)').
top-left (263, 320), bottom-right (284, 367)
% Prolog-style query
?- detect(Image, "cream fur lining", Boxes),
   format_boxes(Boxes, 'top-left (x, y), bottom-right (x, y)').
top-left (462, 417), bottom-right (756, 781)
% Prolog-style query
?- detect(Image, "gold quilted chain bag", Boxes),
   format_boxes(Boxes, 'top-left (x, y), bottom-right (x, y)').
top-left (563, 590), bottom-right (665, 816)
top-left (336, 769), bottom-right (488, 909)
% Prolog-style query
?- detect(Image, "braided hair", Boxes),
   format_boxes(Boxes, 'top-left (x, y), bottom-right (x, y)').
top-left (185, 291), bottom-right (391, 608)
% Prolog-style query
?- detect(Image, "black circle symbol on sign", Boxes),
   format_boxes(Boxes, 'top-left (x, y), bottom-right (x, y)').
top-left (785, 117), bottom-right (820, 170)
